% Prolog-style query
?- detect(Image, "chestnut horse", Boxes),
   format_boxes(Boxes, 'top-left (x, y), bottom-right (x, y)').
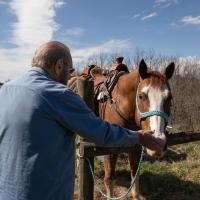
top-left (69, 59), bottom-right (175, 199)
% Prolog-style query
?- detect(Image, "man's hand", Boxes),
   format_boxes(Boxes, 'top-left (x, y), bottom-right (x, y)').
top-left (137, 130), bottom-right (164, 152)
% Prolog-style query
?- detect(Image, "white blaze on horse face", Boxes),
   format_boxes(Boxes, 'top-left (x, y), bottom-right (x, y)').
top-left (141, 85), bottom-right (169, 143)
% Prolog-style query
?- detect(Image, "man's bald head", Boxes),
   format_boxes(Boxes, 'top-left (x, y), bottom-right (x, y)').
top-left (32, 41), bottom-right (74, 84)
top-left (31, 41), bottom-right (72, 70)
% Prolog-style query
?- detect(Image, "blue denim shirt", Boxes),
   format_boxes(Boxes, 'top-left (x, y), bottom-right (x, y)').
top-left (0, 67), bottom-right (139, 200)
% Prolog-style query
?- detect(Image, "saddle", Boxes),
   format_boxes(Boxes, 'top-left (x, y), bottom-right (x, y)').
top-left (81, 65), bottom-right (129, 101)
top-left (68, 62), bottom-right (129, 102)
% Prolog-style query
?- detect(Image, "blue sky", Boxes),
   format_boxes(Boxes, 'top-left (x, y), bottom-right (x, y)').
top-left (0, 0), bottom-right (200, 81)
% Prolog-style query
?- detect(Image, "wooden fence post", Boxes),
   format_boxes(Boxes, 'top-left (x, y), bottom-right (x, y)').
top-left (77, 79), bottom-right (94, 200)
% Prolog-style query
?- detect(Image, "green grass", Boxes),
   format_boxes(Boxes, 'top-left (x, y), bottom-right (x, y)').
top-left (88, 142), bottom-right (200, 200)
top-left (143, 143), bottom-right (200, 200)
top-left (74, 142), bottom-right (200, 199)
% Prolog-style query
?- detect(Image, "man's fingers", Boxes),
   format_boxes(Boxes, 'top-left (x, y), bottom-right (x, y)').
top-left (138, 130), bottom-right (165, 152)
top-left (138, 130), bottom-right (154, 135)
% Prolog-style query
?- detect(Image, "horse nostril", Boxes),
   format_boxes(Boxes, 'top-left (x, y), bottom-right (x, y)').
top-left (158, 150), bottom-right (167, 158)
top-left (163, 143), bottom-right (167, 151)
top-left (156, 152), bottom-right (163, 158)
top-left (151, 130), bottom-right (155, 135)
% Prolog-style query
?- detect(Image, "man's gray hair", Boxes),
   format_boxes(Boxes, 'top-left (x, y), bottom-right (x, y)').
top-left (31, 41), bottom-right (72, 69)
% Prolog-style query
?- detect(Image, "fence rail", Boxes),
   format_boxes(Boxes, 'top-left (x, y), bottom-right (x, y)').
top-left (167, 131), bottom-right (200, 146)
top-left (79, 132), bottom-right (200, 158)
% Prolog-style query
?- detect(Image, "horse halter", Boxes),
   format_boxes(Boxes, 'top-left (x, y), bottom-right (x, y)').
top-left (136, 83), bottom-right (169, 127)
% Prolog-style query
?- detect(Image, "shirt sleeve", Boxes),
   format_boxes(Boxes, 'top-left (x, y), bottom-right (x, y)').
top-left (51, 88), bottom-right (139, 147)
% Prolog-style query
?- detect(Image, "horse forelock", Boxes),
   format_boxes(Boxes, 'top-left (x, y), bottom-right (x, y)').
top-left (137, 68), bottom-right (168, 90)
top-left (147, 69), bottom-right (166, 82)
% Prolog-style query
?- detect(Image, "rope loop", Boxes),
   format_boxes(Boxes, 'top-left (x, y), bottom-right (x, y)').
top-left (76, 146), bottom-right (144, 200)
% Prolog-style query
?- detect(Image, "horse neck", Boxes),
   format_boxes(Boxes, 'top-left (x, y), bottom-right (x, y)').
top-left (112, 69), bottom-right (140, 129)
top-left (117, 69), bottom-right (140, 97)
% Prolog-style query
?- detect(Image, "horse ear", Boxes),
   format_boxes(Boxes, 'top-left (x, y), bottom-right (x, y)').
top-left (165, 62), bottom-right (175, 79)
top-left (139, 59), bottom-right (148, 79)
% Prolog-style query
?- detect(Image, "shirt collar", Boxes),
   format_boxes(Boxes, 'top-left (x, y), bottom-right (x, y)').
top-left (29, 66), bottom-right (53, 80)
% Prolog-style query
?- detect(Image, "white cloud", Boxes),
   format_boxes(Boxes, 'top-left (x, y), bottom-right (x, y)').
top-left (0, 47), bottom-right (31, 81)
top-left (154, 0), bottom-right (180, 8)
top-left (0, 0), bottom-right (131, 81)
top-left (141, 12), bottom-right (157, 20)
top-left (155, 0), bottom-right (168, 3)
top-left (1, 38), bottom-right (130, 80)
top-left (0, 0), bottom-right (65, 82)
top-left (182, 15), bottom-right (200, 25)
top-left (155, 0), bottom-right (168, 2)
top-left (9, 0), bottom-right (64, 47)
top-left (62, 27), bottom-right (86, 37)
top-left (131, 13), bottom-right (141, 19)
top-left (72, 39), bottom-right (131, 63)
top-left (0, 0), bottom-right (6, 4)
top-left (154, 0), bottom-right (179, 8)
top-left (131, 11), bottom-right (146, 20)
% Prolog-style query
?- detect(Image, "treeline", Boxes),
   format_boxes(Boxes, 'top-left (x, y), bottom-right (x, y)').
top-left (170, 64), bottom-right (200, 131)
top-left (80, 48), bottom-right (200, 132)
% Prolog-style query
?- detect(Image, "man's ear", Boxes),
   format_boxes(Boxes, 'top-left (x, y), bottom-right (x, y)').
top-left (54, 58), bottom-right (63, 75)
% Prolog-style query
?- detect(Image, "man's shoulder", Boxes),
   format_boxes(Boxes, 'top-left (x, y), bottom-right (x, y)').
top-left (4, 70), bottom-right (72, 96)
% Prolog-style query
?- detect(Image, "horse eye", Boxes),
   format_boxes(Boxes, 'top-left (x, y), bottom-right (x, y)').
top-left (139, 93), bottom-right (147, 100)
top-left (139, 95), bottom-right (143, 100)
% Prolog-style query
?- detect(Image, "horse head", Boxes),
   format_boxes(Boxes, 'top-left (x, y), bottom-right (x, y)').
top-left (136, 59), bottom-right (175, 157)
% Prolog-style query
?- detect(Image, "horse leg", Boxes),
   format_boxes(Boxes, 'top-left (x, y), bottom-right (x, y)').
top-left (128, 145), bottom-right (146, 200)
top-left (103, 154), bottom-right (118, 198)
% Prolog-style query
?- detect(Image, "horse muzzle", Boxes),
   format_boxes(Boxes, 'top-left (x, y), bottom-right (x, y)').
top-left (146, 133), bottom-right (167, 158)
top-left (146, 149), bottom-right (166, 158)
